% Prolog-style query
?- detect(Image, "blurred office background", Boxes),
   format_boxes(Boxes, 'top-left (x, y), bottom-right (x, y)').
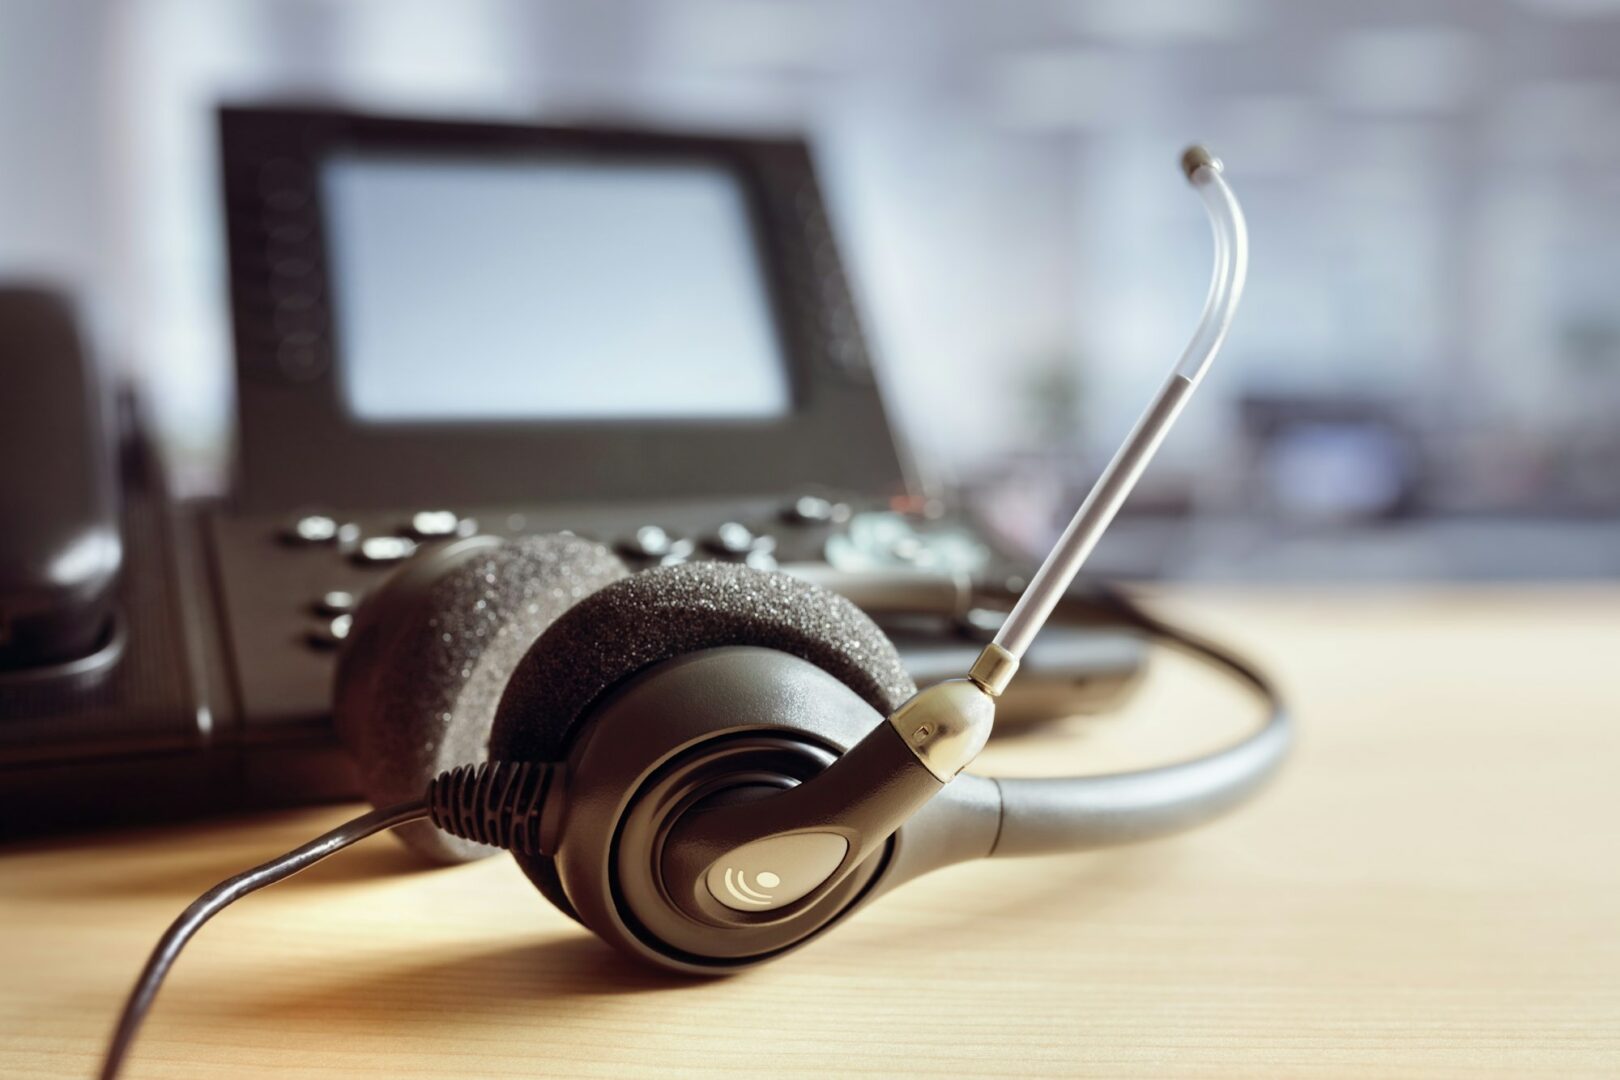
top-left (3, 0), bottom-right (1618, 580)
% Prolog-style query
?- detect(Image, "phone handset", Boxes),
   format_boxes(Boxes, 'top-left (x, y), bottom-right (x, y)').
top-left (0, 286), bottom-right (123, 676)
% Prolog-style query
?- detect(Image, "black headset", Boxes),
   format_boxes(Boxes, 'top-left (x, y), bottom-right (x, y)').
top-left (99, 147), bottom-right (1287, 1078)
top-left (332, 536), bottom-right (1290, 960)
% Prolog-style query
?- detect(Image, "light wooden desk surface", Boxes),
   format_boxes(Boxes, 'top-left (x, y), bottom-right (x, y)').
top-left (3, 587), bottom-right (1617, 1078)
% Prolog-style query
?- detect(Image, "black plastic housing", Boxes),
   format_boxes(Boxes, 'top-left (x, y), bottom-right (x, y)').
top-left (541, 647), bottom-right (1001, 973)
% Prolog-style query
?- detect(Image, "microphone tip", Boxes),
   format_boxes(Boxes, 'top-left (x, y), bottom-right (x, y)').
top-left (1181, 145), bottom-right (1222, 181)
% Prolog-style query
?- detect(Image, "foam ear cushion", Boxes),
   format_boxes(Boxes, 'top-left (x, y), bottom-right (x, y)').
top-left (489, 561), bottom-right (916, 919)
top-left (334, 534), bottom-right (628, 863)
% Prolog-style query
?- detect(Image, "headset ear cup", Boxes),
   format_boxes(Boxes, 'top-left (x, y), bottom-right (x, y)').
top-left (334, 534), bottom-right (628, 863)
top-left (488, 561), bottom-right (916, 919)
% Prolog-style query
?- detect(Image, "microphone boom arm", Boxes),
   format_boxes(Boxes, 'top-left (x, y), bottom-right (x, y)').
top-left (969, 145), bottom-right (1250, 696)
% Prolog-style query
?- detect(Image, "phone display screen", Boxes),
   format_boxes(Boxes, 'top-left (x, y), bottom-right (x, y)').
top-left (321, 153), bottom-right (791, 424)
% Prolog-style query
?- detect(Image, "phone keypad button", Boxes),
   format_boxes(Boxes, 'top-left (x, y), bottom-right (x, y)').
top-left (406, 510), bottom-right (468, 539)
top-left (656, 537), bottom-right (696, 566)
top-left (703, 521), bottom-right (756, 556)
top-left (781, 495), bottom-right (851, 526)
top-left (617, 525), bottom-right (677, 559)
top-left (307, 613), bottom-right (353, 649)
top-left (314, 590), bottom-right (358, 617)
top-left (354, 536), bottom-right (418, 565)
top-left (284, 514), bottom-right (339, 544)
top-left (782, 495), bottom-right (832, 524)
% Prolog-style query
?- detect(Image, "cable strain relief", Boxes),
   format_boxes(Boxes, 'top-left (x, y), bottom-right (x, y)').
top-left (425, 761), bottom-right (561, 854)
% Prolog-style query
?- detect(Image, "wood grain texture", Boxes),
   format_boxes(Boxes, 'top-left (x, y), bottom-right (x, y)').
top-left (2, 587), bottom-right (1617, 1078)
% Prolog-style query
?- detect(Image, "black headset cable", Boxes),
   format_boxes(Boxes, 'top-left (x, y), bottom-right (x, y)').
top-left (97, 799), bottom-right (430, 1080)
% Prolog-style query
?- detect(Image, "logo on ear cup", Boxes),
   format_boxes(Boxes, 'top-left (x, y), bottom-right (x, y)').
top-left (721, 867), bottom-right (781, 906)
top-left (705, 833), bottom-right (847, 912)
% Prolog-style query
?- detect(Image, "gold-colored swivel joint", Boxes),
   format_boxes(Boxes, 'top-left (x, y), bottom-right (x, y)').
top-left (886, 679), bottom-right (996, 782)
top-left (968, 643), bottom-right (1018, 697)
top-left (884, 644), bottom-right (1019, 783)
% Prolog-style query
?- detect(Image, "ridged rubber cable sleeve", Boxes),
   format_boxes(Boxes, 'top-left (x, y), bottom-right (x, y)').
top-left (424, 761), bottom-right (561, 853)
top-left (97, 799), bottom-right (429, 1080)
top-left (989, 588), bottom-right (1292, 856)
